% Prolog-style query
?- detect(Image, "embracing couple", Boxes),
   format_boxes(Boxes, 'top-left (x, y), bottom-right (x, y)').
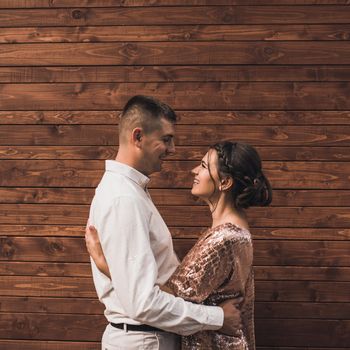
top-left (85, 95), bottom-right (272, 350)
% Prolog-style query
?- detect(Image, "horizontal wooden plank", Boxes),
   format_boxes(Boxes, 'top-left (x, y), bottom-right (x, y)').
top-left (1, 261), bottom-right (349, 281)
top-left (0, 1), bottom-right (348, 8)
top-left (256, 301), bottom-right (350, 319)
top-left (0, 236), bottom-right (88, 262)
top-left (1, 110), bottom-right (350, 125)
top-left (1, 314), bottom-right (347, 346)
top-left (255, 319), bottom-right (350, 347)
top-left (0, 340), bottom-right (100, 350)
top-left (162, 206), bottom-right (350, 228)
top-left (0, 313), bottom-right (105, 341)
top-left (0, 6), bottom-right (349, 26)
top-left (1, 224), bottom-right (349, 241)
top-left (0, 276), bottom-right (348, 301)
top-left (1, 160), bottom-right (349, 189)
top-left (1, 43), bottom-right (350, 67)
top-left (1, 125), bottom-right (350, 146)
top-left (175, 239), bottom-right (350, 265)
top-left (1, 295), bottom-right (349, 320)
top-left (2, 24), bottom-right (350, 43)
top-left (256, 281), bottom-right (350, 302)
top-left (1, 82), bottom-right (350, 110)
top-left (1, 295), bottom-right (349, 321)
top-left (1, 145), bottom-right (350, 162)
top-left (1, 204), bottom-right (350, 227)
top-left (0, 296), bottom-right (103, 314)
top-left (0, 262), bottom-right (92, 277)
top-left (2, 65), bottom-right (350, 83)
top-left (255, 266), bottom-right (350, 281)
top-left (0, 276), bottom-right (96, 297)
top-left (1, 237), bottom-right (349, 266)
top-left (0, 188), bottom-right (349, 207)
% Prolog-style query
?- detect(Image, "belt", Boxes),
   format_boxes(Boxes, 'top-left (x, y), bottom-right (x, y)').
top-left (110, 322), bottom-right (162, 333)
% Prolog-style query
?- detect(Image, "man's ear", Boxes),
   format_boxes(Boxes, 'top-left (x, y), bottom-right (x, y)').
top-left (220, 176), bottom-right (234, 192)
top-left (131, 128), bottom-right (143, 146)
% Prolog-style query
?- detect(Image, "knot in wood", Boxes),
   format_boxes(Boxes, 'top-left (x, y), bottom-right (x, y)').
top-left (72, 9), bottom-right (84, 20)
top-left (48, 241), bottom-right (63, 254)
top-left (0, 237), bottom-right (15, 259)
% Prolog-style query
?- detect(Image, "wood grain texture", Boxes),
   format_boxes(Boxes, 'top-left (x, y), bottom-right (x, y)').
top-left (1, 224), bottom-right (349, 240)
top-left (1, 187), bottom-right (350, 206)
top-left (2, 262), bottom-right (349, 281)
top-left (1, 124), bottom-right (350, 146)
top-left (1, 160), bottom-right (349, 189)
top-left (1, 145), bottom-right (350, 161)
top-left (0, 204), bottom-right (350, 227)
top-left (2, 24), bottom-right (350, 43)
top-left (1, 3), bottom-right (349, 349)
top-left (255, 319), bottom-right (350, 347)
top-left (1, 1), bottom-right (349, 8)
top-left (0, 6), bottom-right (349, 27)
top-left (1, 42), bottom-right (350, 66)
top-left (1, 276), bottom-right (349, 301)
top-left (1, 111), bottom-right (350, 125)
top-left (0, 340), bottom-right (100, 350)
top-left (0, 313), bottom-right (348, 347)
top-left (1, 236), bottom-right (349, 266)
top-left (1, 296), bottom-right (349, 318)
top-left (2, 65), bottom-right (350, 83)
top-left (1, 82), bottom-right (350, 110)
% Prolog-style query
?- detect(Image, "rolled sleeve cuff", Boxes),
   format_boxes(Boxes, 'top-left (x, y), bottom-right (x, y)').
top-left (206, 305), bottom-right (224, 331)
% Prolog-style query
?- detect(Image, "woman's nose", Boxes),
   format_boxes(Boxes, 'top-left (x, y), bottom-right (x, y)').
top-left (191, 165), bottom-right (199, 175)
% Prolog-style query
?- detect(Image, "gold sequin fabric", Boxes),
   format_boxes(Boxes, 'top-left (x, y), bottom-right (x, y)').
top-left (166, 223), bottom-right (255, 350)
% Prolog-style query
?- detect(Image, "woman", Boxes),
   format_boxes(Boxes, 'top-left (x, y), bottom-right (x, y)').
top-left (86, 141), bottom-right (272, 349)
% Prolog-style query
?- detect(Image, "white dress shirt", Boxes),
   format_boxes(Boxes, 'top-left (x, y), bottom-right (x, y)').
top-left (89, 160), bottom-right (223, 336)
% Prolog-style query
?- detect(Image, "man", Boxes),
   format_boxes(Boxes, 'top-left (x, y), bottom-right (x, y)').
top-left (88, 95), bottom-right (240, 349)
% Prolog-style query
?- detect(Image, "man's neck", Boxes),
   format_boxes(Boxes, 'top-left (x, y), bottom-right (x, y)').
top-left (115, 147), bottom-right (144, 174)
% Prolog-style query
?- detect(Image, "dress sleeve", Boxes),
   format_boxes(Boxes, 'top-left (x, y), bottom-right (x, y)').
top-left (165, 233), bottom-right (234, 303)
top-left (241, 269), bottom-right (255, 349)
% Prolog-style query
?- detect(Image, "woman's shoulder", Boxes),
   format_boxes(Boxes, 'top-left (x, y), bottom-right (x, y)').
top-left (210, 222), bottom-right (252, 244)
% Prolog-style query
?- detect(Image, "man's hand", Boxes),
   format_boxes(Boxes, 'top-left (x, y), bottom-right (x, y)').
top-left (219, 299), bottom-right (242, 336)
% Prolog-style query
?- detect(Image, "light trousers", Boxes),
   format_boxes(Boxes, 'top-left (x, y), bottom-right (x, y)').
top-left (101, 323), bottom-right (181, 350)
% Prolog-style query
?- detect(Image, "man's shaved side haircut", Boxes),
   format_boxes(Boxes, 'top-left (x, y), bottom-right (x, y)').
top-left (119, 95), bottom-right (177, 143)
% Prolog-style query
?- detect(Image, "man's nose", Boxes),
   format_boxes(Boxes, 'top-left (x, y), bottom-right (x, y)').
top-left (167, 139), bottom-right (175, 155)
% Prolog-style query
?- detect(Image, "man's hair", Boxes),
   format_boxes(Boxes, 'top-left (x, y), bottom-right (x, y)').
top-left (119, 95), bottom-right (177, 142)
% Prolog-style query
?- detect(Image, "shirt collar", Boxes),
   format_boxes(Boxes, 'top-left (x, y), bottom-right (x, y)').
top-left (105, 160), bottom-right (150, 190)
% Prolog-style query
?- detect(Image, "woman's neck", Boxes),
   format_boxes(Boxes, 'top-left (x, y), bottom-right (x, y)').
top-left (209, 194), bottom-right (248, 230)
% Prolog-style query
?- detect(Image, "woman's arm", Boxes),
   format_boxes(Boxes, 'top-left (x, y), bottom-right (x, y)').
top-left (165, 235), bottom-right (235, 303)
top-left (85, 225), bottom-right (177, 294)
top-left (85, 225), bottom-right (111, 278)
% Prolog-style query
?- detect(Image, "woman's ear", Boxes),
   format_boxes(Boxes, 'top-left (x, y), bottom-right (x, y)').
top-left (220, 176), bottom-right (234, 191)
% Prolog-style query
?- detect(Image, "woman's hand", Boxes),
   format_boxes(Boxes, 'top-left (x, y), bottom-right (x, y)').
top-left (85, 224), bottom-right (111, 279)
top-left (159, 284), bottom-right (175, 295)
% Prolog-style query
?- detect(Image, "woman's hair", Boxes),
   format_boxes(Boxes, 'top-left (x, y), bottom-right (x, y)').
top-left (209, 141), bottom-right (272, 209)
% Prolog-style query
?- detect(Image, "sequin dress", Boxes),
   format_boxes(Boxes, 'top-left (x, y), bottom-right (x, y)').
top-left (165, 223), bottom-right (255, 350)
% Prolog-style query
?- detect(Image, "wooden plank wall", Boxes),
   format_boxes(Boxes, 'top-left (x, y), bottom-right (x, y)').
top-left (0, 1), bottom-right (349, 349)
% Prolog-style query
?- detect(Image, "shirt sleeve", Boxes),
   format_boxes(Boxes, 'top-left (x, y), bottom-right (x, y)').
top-left (95, 195), bottom-right (223, 336)
top-left (166, 234), bottom-right (234, 303)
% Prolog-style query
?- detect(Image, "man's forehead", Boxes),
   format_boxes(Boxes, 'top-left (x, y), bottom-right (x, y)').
top-left (159, 118), bottom-right (175, 135)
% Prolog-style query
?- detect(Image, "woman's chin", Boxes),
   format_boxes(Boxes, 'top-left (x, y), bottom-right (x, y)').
top-left (191, 188), bottom-right (204, 200)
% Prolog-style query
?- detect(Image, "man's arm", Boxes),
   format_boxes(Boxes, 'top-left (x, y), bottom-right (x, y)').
top-left (90, 195), bottom-right (224, 336)
top-left (86, 217), bottom-right (241, 336)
